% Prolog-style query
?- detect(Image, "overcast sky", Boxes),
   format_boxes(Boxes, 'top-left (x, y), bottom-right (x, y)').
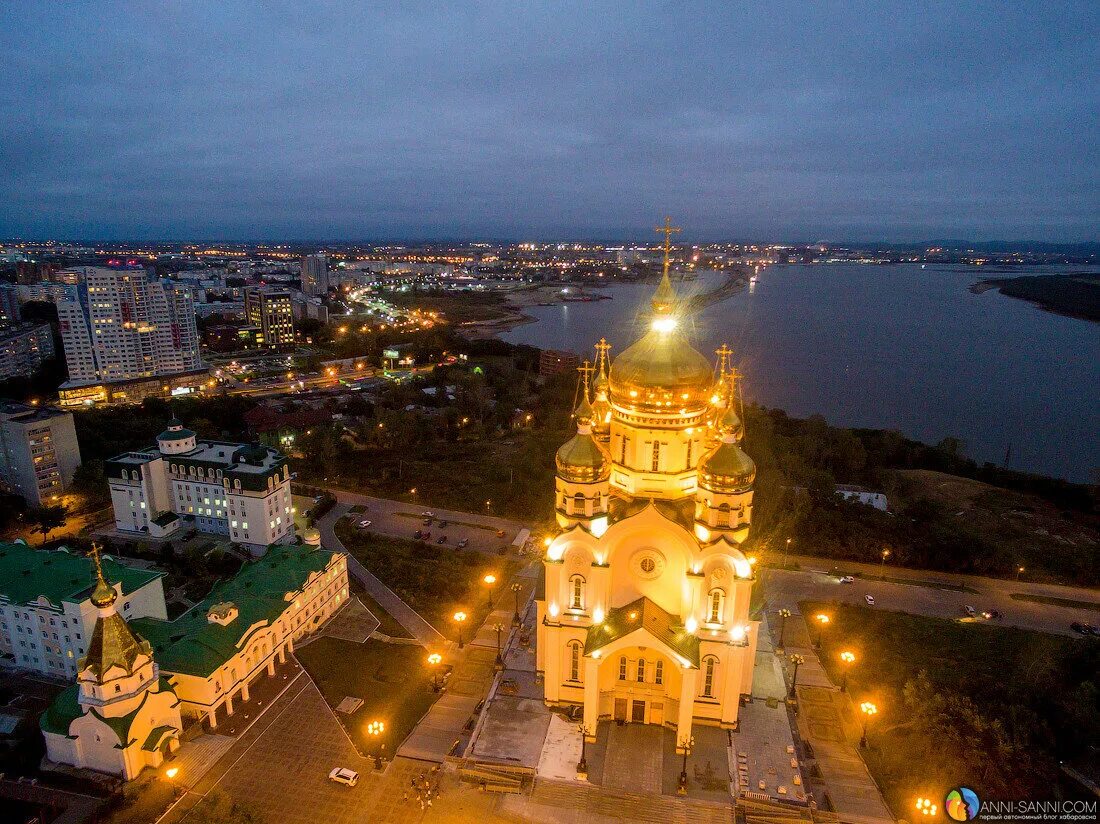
top-left (1, 2), bottom-right (1097, 242)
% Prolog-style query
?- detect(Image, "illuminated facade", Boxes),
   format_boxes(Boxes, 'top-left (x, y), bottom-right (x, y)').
top-left (536, 222), bottom-right (759, 751)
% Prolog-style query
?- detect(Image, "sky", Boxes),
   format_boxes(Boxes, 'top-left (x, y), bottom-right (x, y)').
top-left (1, 2), bottom-right (1098, 243)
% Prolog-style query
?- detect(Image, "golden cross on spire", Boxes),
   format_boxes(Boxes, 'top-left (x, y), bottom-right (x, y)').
top-left (654, 216), bottom-right (681, 278)
top-left (594, 338), bottom-right (611, 374)
top-left (715, 344), bottom-right (734, 379)
top-left (577, 359), bottom-right (595, 399)
top-left (90, 542), bottom-right (104, 578)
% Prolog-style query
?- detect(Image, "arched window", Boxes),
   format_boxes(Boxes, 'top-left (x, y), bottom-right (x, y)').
top-left (618, 656), bottom-right (627, 681)
top-left (636, 658), bottom-right (646, 682)
top-left (655, 660), bottom-right (664, 685)
top-left (717, 502), bottom-right (731, 527)
top-left (568, 641), bottom-right (582, 682)
top-left (573, 491), bottom-right (585, 513)
top-left (569, 575), bottom-right (585, 610)
top-left (708, 589), bottom-right (724, 624)
top-left (702, 656), bottom-right (719, 698)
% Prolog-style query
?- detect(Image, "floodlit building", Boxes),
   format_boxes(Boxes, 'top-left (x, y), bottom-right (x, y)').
top-left (40, 548), bottom-right (182, 780)
top-left (0, 542), bottom-right (167, 680)
top-left (56, 267), bottom-right (204, 407)
top-left (537, 232), bottom-right (759, 753)
top-left (105, 417), bottom-right (294, 554)
top-left (0, 401), bottom-right (81, 506)
top-left (244, 286), bottom-right (295, 347)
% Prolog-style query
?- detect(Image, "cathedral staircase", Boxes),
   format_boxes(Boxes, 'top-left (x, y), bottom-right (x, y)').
top-left (455, 757), bottom-right (531, 793)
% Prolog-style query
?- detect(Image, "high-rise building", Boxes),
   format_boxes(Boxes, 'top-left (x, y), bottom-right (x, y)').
top-left (56, 267), bottom-right (204, 404)
top-left (244, 286), bottom-right (295, 347)
top-left (300, 254), bottom-right (329, 296)
top-left (0, 323), bottom-right (56, 379)
top-left (0, 401), bottom-right (82, 506)
top-left (0, 284), bottom-right (22, 326)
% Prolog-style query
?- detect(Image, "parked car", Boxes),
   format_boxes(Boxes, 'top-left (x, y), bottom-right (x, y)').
top-left (437, 520), bottom-right (448, 528)
top-left (864, 595), bottom-right (876, 606)
top-left (1071, 622), bottom-right (1091, 635)
top-left (422, 511), bottom-right (435, 518)
top-left (496, 529), bottom-right (506, 538)
top-left (964, 605), bottom-right (977, 617)
top-left (422, 517), bottom-right (433, 526)
top-left (457, 538), bottom-right (469, 548)
top-left (358, 519), bottom-right (372, 528)
top-left (437, 535), bottom-right (447, 544)
top-left (838, 576), bottom-right (854, 584)
top-left (422, 532), bottom-right (431, 541)
top-left (328, 767), bottom-right (359, 787)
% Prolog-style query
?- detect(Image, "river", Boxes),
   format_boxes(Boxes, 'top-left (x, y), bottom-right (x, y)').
top-left (500, 263), bottom-right (1100, 482)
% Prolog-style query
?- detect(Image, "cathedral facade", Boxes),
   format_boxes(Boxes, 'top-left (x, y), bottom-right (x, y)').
top-left (536, 240), bottom-right (759, 752)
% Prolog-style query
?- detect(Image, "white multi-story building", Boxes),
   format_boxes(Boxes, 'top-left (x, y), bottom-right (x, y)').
top-left (300, 254), bottom-right (329, 295)
top-left (56, 267), bottom-right (203, 390)
top-left (0, 402), bottom-right (81, 506)
top-left (0, 541), bottom-right (167, 680)
top-left (106, 418), bottom-right (294, 554)
top-left (244, 286), bottom-right (295, 347)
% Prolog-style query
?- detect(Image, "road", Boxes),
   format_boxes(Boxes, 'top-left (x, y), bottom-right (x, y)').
top-left (760, 553), bottom-right (1100, 636)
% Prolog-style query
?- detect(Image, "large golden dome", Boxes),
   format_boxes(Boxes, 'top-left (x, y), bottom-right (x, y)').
top-left (609, 272), bottom-right (714, 412)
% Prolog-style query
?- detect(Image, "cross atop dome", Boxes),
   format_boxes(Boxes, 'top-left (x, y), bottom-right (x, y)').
top-left (651, 217), bottom-right (681, 315)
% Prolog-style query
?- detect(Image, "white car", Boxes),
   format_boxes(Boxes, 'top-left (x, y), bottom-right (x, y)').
top-left (864, 595), bottom-right (875, 606)
top-left (358, 519), bottom-right (372, 528)
top-left (329, 767), bottom-right (359, 787)
top-left (839, 576), bottom-right (855, 584)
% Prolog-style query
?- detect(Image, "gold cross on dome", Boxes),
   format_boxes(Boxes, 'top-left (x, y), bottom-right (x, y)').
top-left (577, 359), bottom-right (594, 398)
top-left (654, 217), bottom-right (681, 276)
top-left (715, 344), bottom-right (734, 378)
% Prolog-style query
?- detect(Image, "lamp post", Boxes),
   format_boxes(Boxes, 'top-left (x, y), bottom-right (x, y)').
top-left (839, 650), bottom-right (856, 692)
top-left (776, 608), bottom-right (791, 653)
top-left (493, 622), bottom-right (504, 671)
top-left (788, 653), bottom-right (804, 699)
top-left (677, 735), bottom-right (695, 796)
top-left (511, 582), bottom-right (523, 627)
top-left (483, 573), bottom-right (497, 608)
top-left (427, 652), bottom-right (443, 692)
top-left (813, 613), bottom-right (830, 649)
top-left (783, 537), bottom-right (791, 569)
top-left (453, 611), bottom-right (467, 649)
top-left (859, 701), bottom-right (878, 748)
top-left (879, 548), bottom-right (890, 577)
top-left (577, 723), bottom-right (591, 776)
top-left (1016, 565), bottom-right (1025, 581)
top-left (367, 720), bottom-right (385, 769)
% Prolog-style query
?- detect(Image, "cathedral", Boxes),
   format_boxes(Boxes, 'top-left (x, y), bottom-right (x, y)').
top-left (536, 225), bottom-right (759, 753)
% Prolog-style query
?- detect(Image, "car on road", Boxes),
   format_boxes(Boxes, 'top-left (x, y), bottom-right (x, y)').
top-left (422, 517), bottom-right (433, 526)
top-left (358, 519), bottom-right (372, 528)
top-left (422, 511), bottom-right (435, 518)
top-left (457, 538), bottom-right (469, 548)
top-left (496, 529), bottom-right (506, 538)
top-left (1071, 622), bottom-right (1098, 635)
top-left (864, 595), bottom-right (875, 606)
top-left (838, 576), bottom-right (854, 584)
top-left (414, 530), bottom-right (422, 539)
top-left (437, 535), bottom-right (447, 544)
top-left (964, 605), bottom-right (977, 617)
top-left (328, 767), bottom-right (359, 787)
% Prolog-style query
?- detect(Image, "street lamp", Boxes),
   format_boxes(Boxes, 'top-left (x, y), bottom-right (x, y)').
top-left (879, 548), bottom-right (890, 576)
top-left (483, 573), bottom-right (497, 608)
top-left (366, 720), bottom-right (386, 769)
top-left (783, 537), bottom-right (791, 568)
top-left (813, 613), bottom-right (830, 648)
top-left (839, 650), bottom-right (856, 692)
top-left (577, 723), bottom-right (592, 776)
top-left (915, 797), bottom-right (938, 817)
top-left (493, 622), bottom-right (505, 671)
top-left (510, 582), bottom-right (523, 627)
top-left (788, 653), bottom-right (804, 699)
top-left (677, 735), bottom-right (695, 796)
top-left (453, 611), bottom-right (467, 649)
top-left (1016, 565), bottom-right (1025, 581)
top-left (859, 701), bottom-right (878, 748)
top-left (776, 608), bottom-right (791, 652)
top-left (164, 766), bottom-right (179, 780)
top-left (427, 652), bottom-right (443, 692)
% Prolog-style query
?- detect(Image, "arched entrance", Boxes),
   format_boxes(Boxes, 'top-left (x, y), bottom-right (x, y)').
top-left (599, 645), bottom-right (679, 728)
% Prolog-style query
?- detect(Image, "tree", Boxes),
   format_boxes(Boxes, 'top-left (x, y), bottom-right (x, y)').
top-left (27, 505), bottom-right (68, 544)
top-left (70, 460), bottom-right (109, 508)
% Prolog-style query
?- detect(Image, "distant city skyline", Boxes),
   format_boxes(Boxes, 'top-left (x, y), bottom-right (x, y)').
top-left (2, 3), bottom-right (1097, 242)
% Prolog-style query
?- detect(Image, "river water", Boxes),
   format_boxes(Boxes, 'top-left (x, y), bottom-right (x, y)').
top-left (501, 264), bottom-right (1100, 481)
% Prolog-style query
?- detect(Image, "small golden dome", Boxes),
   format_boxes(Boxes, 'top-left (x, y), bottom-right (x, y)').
top-left (609, 329), bottom-right (714, 411)
top-left (556, 432), bottom-right (611, 483)
top-left (699, 440), bottom-right (756, 492)
top-left (716, 403), bottom-right (743, 437)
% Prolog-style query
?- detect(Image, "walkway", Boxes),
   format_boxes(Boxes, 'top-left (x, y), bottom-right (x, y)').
top-left (316, 502), bottom-right (445, 647)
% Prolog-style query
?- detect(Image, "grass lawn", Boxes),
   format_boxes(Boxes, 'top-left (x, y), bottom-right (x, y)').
top-left (801, 600), bottom-right (1100, 811)
top-left (1010, 592), bottom-right (1100, 612)
top-left (335, 521), bottom-right (521, 633)
top-left (349, 579), bottom-right (413, 638)
top-left (296, 637), bottom-right (439, 757)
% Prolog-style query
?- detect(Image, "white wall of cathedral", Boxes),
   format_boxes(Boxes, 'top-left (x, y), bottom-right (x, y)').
top-left (694, 487), bottom-right (753, 533)
top-left (554, 477), bottom-right (609, 528)
top-left (78, 655), bottom-right (156, 710)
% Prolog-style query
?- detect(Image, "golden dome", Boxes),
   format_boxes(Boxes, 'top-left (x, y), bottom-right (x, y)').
top-left (699, 439), bottom-right (756, 492)
top-left (609, 328), bottom-right (714, 411)
top-left (556, 431), bottom-right (611, 483)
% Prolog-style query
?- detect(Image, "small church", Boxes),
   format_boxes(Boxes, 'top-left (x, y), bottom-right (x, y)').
top-left (40, 548), bottom-right (182, 780)
top-left (537, 221), bottom-right (760, 753)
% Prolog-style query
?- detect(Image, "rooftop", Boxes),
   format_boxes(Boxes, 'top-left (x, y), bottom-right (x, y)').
top-left (131, 544), bottom-right (337, 677)
top-left (584, 596), bottom-right (700, 668)
top-left (0, 543), bottom-right (162, 608)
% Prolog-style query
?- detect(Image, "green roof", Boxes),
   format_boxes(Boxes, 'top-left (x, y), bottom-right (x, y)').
top-left (40, 684), bottom-right (81, 737)
top-left (584, 596), bottom-right (700, 668)
top-left (142, 724), bottom-right (178, 752)
top-left (132, 545), bottom-right (336, 677)
top-left (0, 543), bottom-right (162, 608)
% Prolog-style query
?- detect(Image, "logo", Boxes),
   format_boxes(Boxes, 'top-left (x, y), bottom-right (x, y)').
top-left (946, 787), bottom-right (981, 822)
